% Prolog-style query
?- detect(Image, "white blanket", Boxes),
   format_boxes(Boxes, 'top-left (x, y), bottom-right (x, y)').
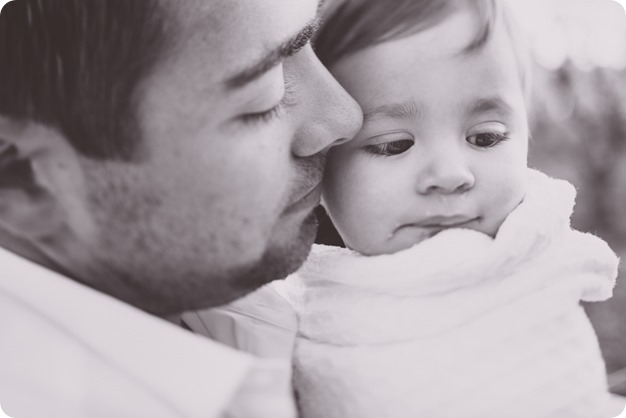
top-left (287, 169), bottom-right (620, 418)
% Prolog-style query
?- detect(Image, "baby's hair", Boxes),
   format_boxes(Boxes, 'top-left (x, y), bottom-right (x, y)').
top-left (314, 0), bottom-right (489, 67)
top-left (315, 0), bottom-right (531, 100)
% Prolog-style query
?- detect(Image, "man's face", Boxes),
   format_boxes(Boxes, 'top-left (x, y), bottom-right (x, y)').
top-left (78, 0), bottom-right (361, 314)
top-left (322, 7), bottom-right (529, 256)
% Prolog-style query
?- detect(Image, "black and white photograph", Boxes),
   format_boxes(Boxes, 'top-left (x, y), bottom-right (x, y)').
top-left (0, 0), bottom-right (625, 417)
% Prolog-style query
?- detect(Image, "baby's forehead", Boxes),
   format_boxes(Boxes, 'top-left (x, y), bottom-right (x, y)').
top-left (337, 30), bottom-right (528, 123)
top-left (320, 0), bottom-right (530, 99)
top-left (334, 32), bottom-right (526, 117)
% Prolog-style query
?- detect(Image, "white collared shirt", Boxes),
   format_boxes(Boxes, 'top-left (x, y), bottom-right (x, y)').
top-left (0, 247), bottom-right (296, 418)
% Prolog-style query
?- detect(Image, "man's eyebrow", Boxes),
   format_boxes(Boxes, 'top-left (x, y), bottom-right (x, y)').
top-left (462, 97), bottom-right (514, 117)
top-left (363, 100), bottom-right (421, 123)
top-left (226, 18), bottom-right (321, 89)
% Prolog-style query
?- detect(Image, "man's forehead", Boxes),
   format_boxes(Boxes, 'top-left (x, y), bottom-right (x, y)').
top-left (166, 0), bottom-right (320, 82)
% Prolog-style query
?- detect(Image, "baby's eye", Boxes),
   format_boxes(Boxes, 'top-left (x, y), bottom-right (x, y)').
top-left (466, 132), bottom-right (509, 148)
top-left (365, 139), bottom-right (414, 156)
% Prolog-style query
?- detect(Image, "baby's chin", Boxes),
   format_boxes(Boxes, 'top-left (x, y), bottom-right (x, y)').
top-left (350, 228), bottom-right (433, 257)
top-left (353, 220), bottom-right (499, 257)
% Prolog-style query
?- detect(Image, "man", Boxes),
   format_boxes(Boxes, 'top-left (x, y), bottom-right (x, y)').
top-left (0, 0), bottom-right (362, 416)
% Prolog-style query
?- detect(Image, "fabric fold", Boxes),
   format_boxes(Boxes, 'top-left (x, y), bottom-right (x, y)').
top-left (287, 169), bottom-right (619, 418)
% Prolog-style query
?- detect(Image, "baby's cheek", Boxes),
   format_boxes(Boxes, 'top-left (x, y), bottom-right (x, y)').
top-left (504, 169), bottom-right (528, 210)
top-left (386, 227), bottom-right (432, 254)
top-left (486, 179), bottom-right (527, 236)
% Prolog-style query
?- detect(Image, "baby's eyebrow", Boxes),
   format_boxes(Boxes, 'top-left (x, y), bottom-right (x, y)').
top-left (363, 100), bottom-right (421, 123)
top-left (462, 97), bottom-right (514, 117)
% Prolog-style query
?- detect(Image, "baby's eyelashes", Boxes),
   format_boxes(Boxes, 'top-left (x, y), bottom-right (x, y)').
top-left (465, 121), bottom-right (510, 148)
top-left (361, 130), bottom-right (415, 157)
top-left (466, 131), bottom-right (510, 148)
top-left (364, 139), bottom-right (414, 157)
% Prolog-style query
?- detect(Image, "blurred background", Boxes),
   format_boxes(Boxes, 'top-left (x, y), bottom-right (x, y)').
top-left (509, 0), bottom-right (626, 396)
top-left (316, 0), bottom-right (626, 395)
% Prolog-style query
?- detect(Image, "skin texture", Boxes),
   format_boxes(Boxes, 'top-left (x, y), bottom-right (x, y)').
top-left (322, 5), bottom-right (529, 256)
top-left (0, 0), bottom-right (362, 316)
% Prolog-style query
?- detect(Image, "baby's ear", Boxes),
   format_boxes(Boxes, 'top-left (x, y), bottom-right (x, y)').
top-left (0, 116), bottom-right (81, 240)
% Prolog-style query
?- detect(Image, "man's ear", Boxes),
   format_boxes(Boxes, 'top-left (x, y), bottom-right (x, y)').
top-left (0, 116), bottom-right (85, 241)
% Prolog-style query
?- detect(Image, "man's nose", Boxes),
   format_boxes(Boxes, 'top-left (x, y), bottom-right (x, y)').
top-left (291, 49), bottom-right (362, 157)
top-left (416, 143), bottom-right (475, 195)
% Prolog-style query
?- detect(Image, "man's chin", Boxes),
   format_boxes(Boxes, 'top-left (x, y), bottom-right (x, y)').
top-left (235, 210), bottom-right (318, 291)
top-left (173, 211), bottom-right (319, 313)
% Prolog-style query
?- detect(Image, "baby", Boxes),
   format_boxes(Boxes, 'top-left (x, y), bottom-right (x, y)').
top-left (282, 0), bottom-right (622, 417)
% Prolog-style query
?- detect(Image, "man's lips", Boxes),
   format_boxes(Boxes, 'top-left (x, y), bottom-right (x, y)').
top-left (284, 182), bottom-right (323, 215)
top-left (283, 153), bottom-right (326, 215)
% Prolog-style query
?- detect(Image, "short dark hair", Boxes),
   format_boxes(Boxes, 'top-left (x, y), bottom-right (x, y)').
top-left (0, 0), bottom-right (170, 160)
top-left (314, 0), bottom-right (497, 68)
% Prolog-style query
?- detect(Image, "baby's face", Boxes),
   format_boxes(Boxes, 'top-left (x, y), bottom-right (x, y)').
top-left (323, 7), bottom-right (529, 256)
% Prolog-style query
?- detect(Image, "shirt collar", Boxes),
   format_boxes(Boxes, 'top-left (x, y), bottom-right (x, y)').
top-left (0, 246), bottom-right (254, 417)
